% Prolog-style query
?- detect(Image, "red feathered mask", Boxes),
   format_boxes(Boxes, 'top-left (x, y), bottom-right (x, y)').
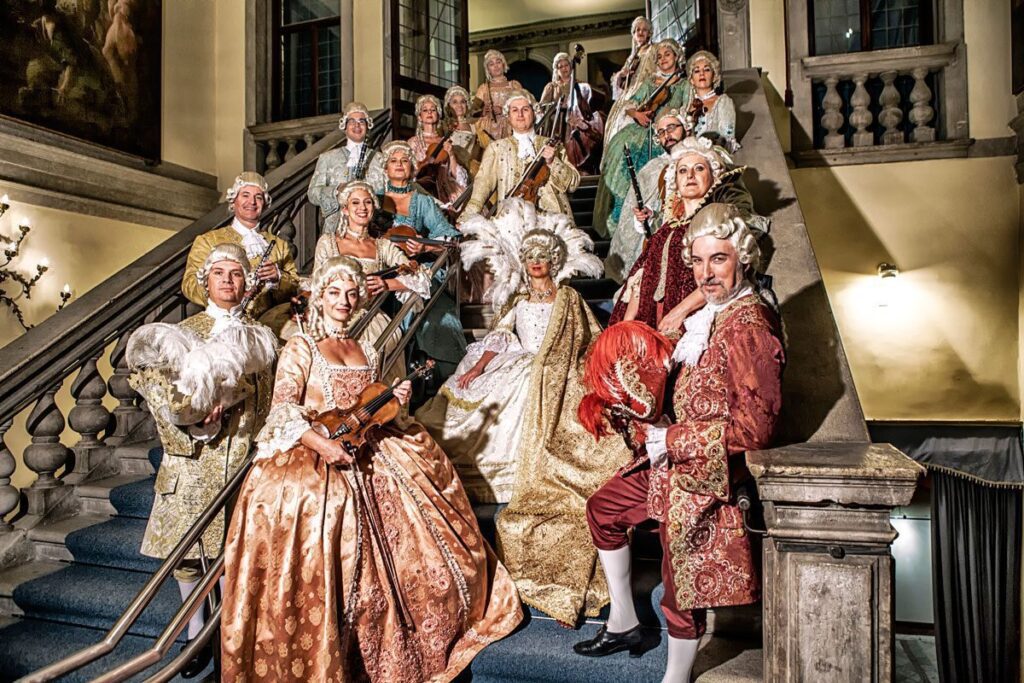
top-left (578, 322), bottom-right (674, 439)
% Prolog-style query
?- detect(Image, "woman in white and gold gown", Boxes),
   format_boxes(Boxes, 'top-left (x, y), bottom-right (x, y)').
top-left (416, 199), bottom-right (630, 626)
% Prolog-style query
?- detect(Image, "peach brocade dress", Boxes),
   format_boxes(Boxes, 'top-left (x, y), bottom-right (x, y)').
top-left (221, 335), bottom-right (522, 682)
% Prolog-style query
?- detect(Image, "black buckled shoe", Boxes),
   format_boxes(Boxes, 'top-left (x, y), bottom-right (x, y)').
top-left (573, 624), bottom-right (646, 658)
top-left (180, 641), bottom-right (213, 679)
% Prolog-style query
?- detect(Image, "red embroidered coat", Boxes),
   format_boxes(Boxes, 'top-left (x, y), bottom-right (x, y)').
top-left (646, 293), bottom-right (784, 610)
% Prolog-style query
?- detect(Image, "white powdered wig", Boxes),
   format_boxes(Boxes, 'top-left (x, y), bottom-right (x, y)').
top-left (459, 198), bottom-right (602, 311)
top-left (127, 321), bottom-right (278, 417)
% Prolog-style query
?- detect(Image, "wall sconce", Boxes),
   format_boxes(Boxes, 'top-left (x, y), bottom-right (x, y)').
top-left (876, 262), bottom-right (899, 307)
top-left (0, 195), bottom-right (73, 331)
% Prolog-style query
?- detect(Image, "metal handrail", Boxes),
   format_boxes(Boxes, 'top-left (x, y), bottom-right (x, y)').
top-left (19, 240), bottom-right (458, 683)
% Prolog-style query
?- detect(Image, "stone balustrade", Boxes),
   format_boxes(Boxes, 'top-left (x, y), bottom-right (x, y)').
top-left (249, 114), bottom-right (342, 172)
top-left (801, 42), bottom-right (959, 151)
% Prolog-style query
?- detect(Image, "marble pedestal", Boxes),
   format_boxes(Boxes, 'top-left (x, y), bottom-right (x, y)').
top-left (747, 442), bottom-right (923, 682)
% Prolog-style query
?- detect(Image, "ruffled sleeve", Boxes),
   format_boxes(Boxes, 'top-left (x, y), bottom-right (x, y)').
top-left (480, 302), bottom-right (518, 354)
top-left (255, 336), bottom-right (315, 459)
top-left (377, 239), bottom-right (432, 300)
top-left (313, 233), bottom-right (338, 272)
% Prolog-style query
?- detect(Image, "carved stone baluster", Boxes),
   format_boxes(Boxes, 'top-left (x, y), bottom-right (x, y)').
top-left (909, 67), bottom-right (936, 142)
top-left (284, 137), bottom-right (299, 162)
top-left (265, 139), bottom-right (282, 170)
top-left (821, 76), bottom-right (845, 149)
top-left (303, 134), bottom-right (316, 151)
top-left (23, 385), bottom-right (70, 519)
top-left (0, 419), bottom-right (16, 532)
top-left (69, 355), bottom-right (112, 478)
top-left (277, 217), bottom-right (299, 260)
top-left (878, 71), bottom-right (904, 145)
top-left (849, 73), bottom-right (873, 147)
top-left (108, 329), bottom-right (143, 444)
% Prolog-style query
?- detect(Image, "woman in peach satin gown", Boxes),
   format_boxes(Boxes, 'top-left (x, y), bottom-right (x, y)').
top-left (221, 256), bottom-right (522, 682)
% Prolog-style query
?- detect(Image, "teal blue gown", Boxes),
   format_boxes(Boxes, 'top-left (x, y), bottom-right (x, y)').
top-left (381, 191), bottom-right (467, 377)
top-left (593, 77), bottom-right (691, 236)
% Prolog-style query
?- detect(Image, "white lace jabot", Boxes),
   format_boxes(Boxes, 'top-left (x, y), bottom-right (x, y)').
top-left (205, 301), bottom-right (244, 335)
top-left (512, 131), bottom-right (536, 159)
top-left (230, 218), bottom-right (270, 259)
top-left (345, 139), bottom-right (365, 167)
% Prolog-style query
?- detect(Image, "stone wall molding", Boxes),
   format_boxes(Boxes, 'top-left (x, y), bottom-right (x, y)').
top-left (0, 119), bottom-right (219, 230)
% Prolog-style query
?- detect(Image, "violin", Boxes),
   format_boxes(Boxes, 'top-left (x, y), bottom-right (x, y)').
top-left (637, 70), bottom-right (685, 119)
top-left (509, 142), bottom-right (562, 206)
top-left (311, 360), bottom-right (436, 453)
top-left (367, 260), bottom-right (423, 280)
top-left (415, 130), bottom-right (460, 202)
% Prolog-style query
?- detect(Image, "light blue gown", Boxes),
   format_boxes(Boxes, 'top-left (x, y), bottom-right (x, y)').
top-left (382, 191), bottom-right (467, 376)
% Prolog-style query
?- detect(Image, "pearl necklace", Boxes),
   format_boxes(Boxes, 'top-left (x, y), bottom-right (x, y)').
top-left (696, 89), bottom-right (717, 101)
top-left (345, 226), bottom-right (370, 240)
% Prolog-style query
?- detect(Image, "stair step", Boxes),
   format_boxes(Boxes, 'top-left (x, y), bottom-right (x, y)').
top-left (78, 474), bottom-right (152, 516)
top-left (12, 564), bottom-right (187, 640)
top-left (28, 514), bottom-right (111, 562)
top-left (0, 618), bottom-right (208, 682)
top-left (113, 440), bottom-right (162, 477)
top-left (469, 616), bottom-right (667, 682)
top-left (109, 476), bottom-right (157, 520)
top-left (0, 560), bottom-right (65, 617)
top-left (65, 517), bottom-right (161, 574)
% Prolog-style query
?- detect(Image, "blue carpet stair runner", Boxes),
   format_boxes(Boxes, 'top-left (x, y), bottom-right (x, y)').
top-left (0, 447), bottom-right (211, 682)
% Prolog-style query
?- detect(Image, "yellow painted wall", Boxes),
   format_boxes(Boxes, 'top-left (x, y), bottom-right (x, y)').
top-left (162, 0), bottom-right (217, 176)
top-left (214, 0), bottom-right (248, 190)
top-left (354, 1), bottom-right (386, 109)
top-left (793, 158), bottom-right (1020, 420)
top-left (468, 0), bottom-right (644, 32)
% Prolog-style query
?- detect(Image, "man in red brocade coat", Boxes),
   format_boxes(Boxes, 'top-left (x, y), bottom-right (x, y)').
top-left (574, 203), bottom-right (784, 682)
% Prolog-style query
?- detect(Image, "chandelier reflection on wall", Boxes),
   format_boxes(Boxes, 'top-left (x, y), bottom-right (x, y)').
top-left (0, 195), bottom-right (72, 331)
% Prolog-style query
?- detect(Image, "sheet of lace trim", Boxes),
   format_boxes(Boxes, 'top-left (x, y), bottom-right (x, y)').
top-left (395, 268), bottom-right (432, 300)
top-left (254, 402), bottom-right (310, 460)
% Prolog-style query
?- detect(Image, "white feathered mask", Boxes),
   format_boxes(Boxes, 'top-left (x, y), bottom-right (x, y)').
top-left (459, 198), bottom-right (603, 312)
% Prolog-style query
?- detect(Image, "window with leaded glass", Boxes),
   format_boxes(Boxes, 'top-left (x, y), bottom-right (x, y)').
top-left (391, 0), bottom-right (467, 136)
top-left (810, 0), bottom-right (934, 56)
top-left (648, 0), bottom-right (717, 56)
top-left (273, 0), bottom-right (342, 121)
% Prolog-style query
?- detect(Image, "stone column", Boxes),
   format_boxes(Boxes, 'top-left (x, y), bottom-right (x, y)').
top-left (748, 442), bottom-right (923, 683)
top-left (717, 0), bottom-right (751, 71)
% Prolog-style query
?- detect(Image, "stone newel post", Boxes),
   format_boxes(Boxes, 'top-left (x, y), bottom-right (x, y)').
top-left (747, 442), bottom-right (923, 682)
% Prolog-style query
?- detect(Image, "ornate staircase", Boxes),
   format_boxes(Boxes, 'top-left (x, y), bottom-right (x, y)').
top-left (0, 69), bottom-right (881, 681)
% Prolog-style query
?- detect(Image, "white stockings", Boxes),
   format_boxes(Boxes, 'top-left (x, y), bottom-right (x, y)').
top-left (662, 636), bottom-right (699, 683)
top-left (597, 547), bottom-right (639, 633)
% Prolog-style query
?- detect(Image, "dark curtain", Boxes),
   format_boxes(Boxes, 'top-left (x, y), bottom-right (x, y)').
top-left (932, 471), bottom-right (1022, 683)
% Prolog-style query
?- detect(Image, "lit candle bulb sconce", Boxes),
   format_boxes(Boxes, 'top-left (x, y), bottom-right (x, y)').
top-left (876, 262), bottom-right (899, 307)
top-left (0, 195), bottom-right (72, 330)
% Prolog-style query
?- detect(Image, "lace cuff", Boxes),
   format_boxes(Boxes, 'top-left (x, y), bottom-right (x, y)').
top-left (396, 268), bottom-right (432, 300)
top-left (646, 426), bottom-right (669, 469)
top-left (255, 402), bottom-right (310, 460)
top-left (481, 328), bottom-right (516, 354)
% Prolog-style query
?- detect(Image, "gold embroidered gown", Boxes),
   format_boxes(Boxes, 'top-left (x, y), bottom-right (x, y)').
top-left (416, 288), bottom-right (631, 625)
top-left (221, 336), bottom-right (522, 682)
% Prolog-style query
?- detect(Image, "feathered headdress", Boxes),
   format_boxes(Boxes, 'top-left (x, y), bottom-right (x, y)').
top-left (459, 198), bottom-right (603, 311)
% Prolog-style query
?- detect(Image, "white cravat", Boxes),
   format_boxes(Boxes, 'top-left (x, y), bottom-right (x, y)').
top-left (345, 139), bottom-right (365, 168)
top-left (205, 301), bottom-right (244, 335)
top-left (512, 131), bottom-right (537, 159)
top-left (230, 218), bottom-right (270, 260)
top-left (671, 285), bottom-right (753, 367)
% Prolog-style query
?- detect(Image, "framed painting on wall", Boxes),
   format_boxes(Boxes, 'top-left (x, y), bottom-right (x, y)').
top-left (0, 0), bottom-right (162, 159)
